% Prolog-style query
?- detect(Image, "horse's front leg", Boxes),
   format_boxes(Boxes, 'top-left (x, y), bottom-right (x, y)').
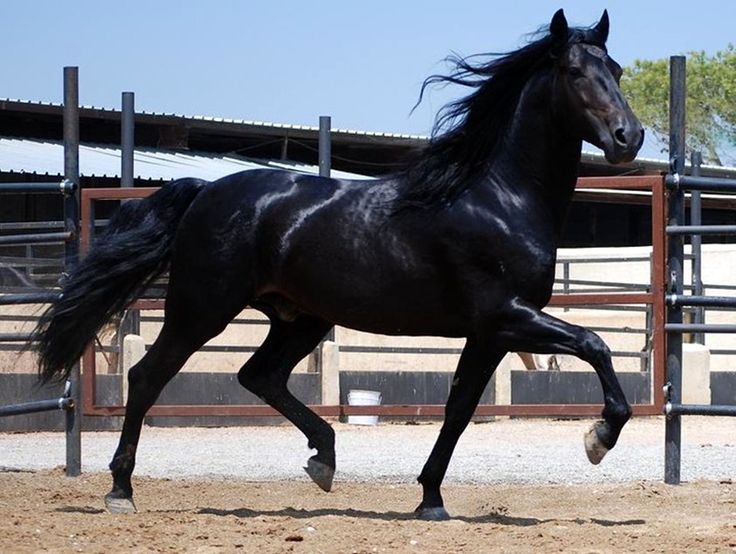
top-left (499, 298), bottom-right (632, 463)
top-left (416, 341), bottom-right (505, 521)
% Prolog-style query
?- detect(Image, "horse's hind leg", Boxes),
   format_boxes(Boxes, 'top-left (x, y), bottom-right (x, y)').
top-left (103, 323), bottom-right (196, 513)
top-left (105, 288), bottom-right (246, 513)
top-left (237, 315), bottom-right (334, 491)
top-left (103, 311), bottom-right (230, 513)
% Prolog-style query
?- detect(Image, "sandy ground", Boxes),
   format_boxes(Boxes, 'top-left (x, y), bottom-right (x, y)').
top-left (0, 469), bottom-right (734, 553)
top-left (1, 418), bottom-right (736, 552)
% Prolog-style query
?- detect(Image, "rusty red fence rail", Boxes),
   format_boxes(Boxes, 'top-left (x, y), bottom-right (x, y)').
top-left (80, 175), bottom-right (667, 418)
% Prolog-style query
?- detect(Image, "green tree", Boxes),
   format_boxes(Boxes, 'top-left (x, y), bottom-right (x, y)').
top-left (621, 45), bottom-right (736, 165)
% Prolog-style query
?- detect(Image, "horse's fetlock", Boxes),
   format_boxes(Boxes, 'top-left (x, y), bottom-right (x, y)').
top-left (109, 448), bottom-right (135, 475)
top-left (603, 397), bottom-right (631, 422)
top-left (615, 403), bottom-right (633, 423)
top-left (308, 425), bottom-right (335, 453)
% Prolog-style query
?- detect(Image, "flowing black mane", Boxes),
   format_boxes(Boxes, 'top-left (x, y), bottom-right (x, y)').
top-left (397, 25), bottom-right (606, 211)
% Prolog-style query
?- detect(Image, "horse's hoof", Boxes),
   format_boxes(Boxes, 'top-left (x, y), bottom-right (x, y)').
top-left (104, 492), bottom-right (137, 514)
top-left (415, 506), bottom-right (451, 521)
top-left (303, 457), bottom-right (334, 492)
top-left (584, 422), bottom-right (609, 465)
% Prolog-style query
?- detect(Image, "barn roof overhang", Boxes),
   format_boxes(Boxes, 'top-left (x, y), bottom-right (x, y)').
top-left (2, 98), bottom-right (736, 186)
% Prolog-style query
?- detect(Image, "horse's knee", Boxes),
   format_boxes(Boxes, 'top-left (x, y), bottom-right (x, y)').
top-left (579, 330), bottom-right (612, 365)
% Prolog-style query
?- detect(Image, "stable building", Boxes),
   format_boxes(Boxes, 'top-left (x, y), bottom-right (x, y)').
top-left (2, 98), bottom-right (736, 249)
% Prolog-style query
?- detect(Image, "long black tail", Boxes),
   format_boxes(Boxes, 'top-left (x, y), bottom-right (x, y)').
top-left (35, 177), bottom-right (206, 383)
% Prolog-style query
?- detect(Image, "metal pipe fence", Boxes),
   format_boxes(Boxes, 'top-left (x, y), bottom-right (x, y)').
top-left (664, 55), bottom-right (736, 485)
top-left (0, 67), bottom-right (81, 477)
top-left (0, 381), bottom-right (74, 417)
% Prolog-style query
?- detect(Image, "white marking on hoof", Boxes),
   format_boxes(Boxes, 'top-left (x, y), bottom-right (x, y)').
top-left (584, 424), bottom-right (609, 465)
top-left (104, 494), bottom-right (137, 514)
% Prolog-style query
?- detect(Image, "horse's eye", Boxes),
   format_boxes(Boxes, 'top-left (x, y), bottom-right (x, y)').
top-left (568, 67), bottom-right (583, 78)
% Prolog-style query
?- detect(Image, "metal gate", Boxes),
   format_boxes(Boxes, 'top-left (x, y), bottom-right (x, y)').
top-left (664, 56), bottom-right (736, 483)
top-left (79, 174), bottom-right (667, 420)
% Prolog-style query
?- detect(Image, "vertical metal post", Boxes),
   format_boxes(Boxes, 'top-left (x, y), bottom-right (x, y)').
top-left (318, 115), bottom-right (336, 343)
top-left (690, 151), bottom-right (704, 344)
top-left (665, 56), bottom-right (686, 485)
top-left (121, 92), bottom-right (135, 188)
top-left (318, 115), bottom-right (331, 178)
top-left (120, 92), bottom-right (140, 338)
top-left (63, 66), bottom-right (82, 477)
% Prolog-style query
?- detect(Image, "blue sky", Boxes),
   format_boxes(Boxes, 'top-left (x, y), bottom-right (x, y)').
top-left (2, 1), bottom-right (734, 137)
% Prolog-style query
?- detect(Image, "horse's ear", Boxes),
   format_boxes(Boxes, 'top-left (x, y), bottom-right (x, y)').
top-left (593, 9), bottom-right (609, 43)
top-left (550, 9), bottom-right (568, 40)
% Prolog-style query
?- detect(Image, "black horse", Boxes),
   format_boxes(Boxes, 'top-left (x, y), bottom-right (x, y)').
top-left (35, 9), bottom-right (643, 520)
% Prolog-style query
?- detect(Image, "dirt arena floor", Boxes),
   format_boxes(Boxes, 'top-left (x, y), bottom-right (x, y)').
top-left (0, 468), bottom-right (734, 553)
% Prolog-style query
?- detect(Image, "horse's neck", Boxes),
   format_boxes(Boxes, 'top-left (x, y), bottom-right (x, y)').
top-left (489, 76), bottom-right (581, 231)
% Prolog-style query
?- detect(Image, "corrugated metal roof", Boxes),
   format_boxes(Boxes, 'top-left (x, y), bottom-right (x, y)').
top-left (0, 137), bottom-right (373, 182)
top-left (0, 98), bottom-right (428, 141)
top-left (4, 98), bottom-right (736, 179)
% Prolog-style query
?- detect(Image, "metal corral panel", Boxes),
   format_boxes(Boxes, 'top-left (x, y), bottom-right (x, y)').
top-left (0, 137), bottom-right (372, 182)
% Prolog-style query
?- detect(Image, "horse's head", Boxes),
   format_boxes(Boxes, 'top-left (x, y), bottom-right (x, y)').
top-left (549, 9), bottom-right (643, 163)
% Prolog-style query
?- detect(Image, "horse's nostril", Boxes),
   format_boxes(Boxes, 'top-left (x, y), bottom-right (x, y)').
top-left (614, 128), bottom-right (627, 146)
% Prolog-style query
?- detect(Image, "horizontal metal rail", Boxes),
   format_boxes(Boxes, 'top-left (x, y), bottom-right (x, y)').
top-left (0, 397), bottom-right (73, 417)
top-left (549, 304), bottom-right (651, 312)
top-left (709, 350), bottom-right (736, 358)
top-left (0, 220), bottom-right (107, 232)
top-left (703, 283), bottom-right (736, 292)
top-left (340, 345), bottom-right (463, 355)
top-left (553, 277), bottom-right (649, 291)
top-left (0, 221), bottom-right (65, 232)
top-left (141, 315), bottom-right (270, 326)
top-left (548, 292), bottom-right (653, 306)
top-left (0, 255), bottom-right (63, 268)
top-left (0, 314), bottom-right (39, 322)
top-left (0, 344), bottom-right (37, 352)
top-left (586, 325), bottom-right (648, 334)
top-left (577, 175), bottom-right (663, 190)
top-left (0, 231), bottom-right (73, 245)
top-left (0, 292), bottom-right (61, 305)
top-left (666, 294), bottom-right (736, 308)
top-left (665, 174), bottom-right (736, 193)
top-left (557, 256), bottom-right (653, 264)
top-left (665, 323), bottom-right (736, 333)
top-left (342, 345), bottom-right (648, 358)
top-left (665, 402), bottom-right (736, 417)
top-left (0, 180), bottom-right (76, 195)
top-left (83, 402), bottom-right (662, 418)
top-left (0, 333), bottom-right (33, 342)
top-left (666, 225), bottom-right (736, 236)
top-left (119, 341), bottom-right (648, 359)
top-left (133, 299), bottom-right (652, 313)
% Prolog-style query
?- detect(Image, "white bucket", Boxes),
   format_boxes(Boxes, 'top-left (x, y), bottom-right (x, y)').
top-left (347, 389), bottom-right (382, 426)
